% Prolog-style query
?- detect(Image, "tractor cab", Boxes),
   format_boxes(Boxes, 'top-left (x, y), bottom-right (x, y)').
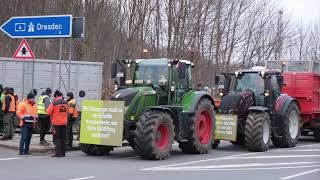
top-left (221, 67), bottom-right (283, 112)
top-left (112, 58), bottom-right (193, 106)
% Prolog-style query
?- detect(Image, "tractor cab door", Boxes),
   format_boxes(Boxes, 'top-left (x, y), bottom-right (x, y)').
top-left (170, 62), bottom-right (191, 104)
top-left (266, 74), bottom-right (281, 110)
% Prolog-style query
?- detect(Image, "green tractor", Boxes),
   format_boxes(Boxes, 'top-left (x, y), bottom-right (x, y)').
top-left (80, 58), bottom-right (215, 160)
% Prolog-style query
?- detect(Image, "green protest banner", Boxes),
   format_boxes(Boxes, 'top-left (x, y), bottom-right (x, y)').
top-left (214, 114), bottom-right (238, 141)
top-left (80, 100), bottom-right (125, 146)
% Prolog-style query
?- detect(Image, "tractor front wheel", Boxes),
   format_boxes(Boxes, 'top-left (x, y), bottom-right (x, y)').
top-left (272, 103), bottom-right (300, 148)
top-left (179, 98), bottom-right (214, 154)
top-left (134, 110), bottom-right (174, 160)
top-left (80, 144), bottom-right (113, 156)
top-left (245, 111), bottom-right (271, 152)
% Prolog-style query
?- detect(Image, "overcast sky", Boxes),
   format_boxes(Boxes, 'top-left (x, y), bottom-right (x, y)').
top-left (281, 0), bottom-right (320, 24)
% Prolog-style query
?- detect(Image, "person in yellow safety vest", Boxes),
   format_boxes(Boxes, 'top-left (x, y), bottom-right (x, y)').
top-left (1, 87), bottom-right (16, 140)
top-left (66, 92), bottom-right (78, 148)
top-left (16, 93), bottom-right (37, 155)
top-left (37, 88), bottom-right (52, 145)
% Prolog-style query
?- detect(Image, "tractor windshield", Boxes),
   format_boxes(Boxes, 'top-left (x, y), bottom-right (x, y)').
top-left (133, 59), bottom-right (169, 87)
top-left (234, 73), bottom-right (264, 95)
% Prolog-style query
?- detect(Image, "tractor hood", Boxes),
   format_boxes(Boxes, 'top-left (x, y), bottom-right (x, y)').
top-left (111, 87), bottom-right (156, 106)
top-left (220, 91), bottom-right (255, 117)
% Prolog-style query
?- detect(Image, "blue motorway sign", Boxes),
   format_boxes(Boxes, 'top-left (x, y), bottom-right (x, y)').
top-left (0, 15), bottom-right (72, 38)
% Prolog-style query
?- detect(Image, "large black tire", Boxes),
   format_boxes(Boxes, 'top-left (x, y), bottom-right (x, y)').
top-left (272, 103), bottom-right (300, 148)
top-left (134, 110), bottom-right (174, 160)
top-left (80, 144), bottom-right (113, 156)
top-left (245, 111), bottom-right (271, 152)
top-left (179, 98), bottom-right (214, 154)
top-left (314, 128), bottom-right (320, 142)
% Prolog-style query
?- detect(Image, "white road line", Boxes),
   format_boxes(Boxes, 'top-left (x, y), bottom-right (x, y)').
top-left (276, 149), bottom-right (320, 152)
top-left (141, 152), bottom-right (257, 170)
top-left (0, 157), bottom-right (20, 161)
top-left (69, 176), bottom-right (95, 180)
top-left (149, 162), bottom-right (319, 170)
top-left (280, 169), bottom-right (320, 180)
top-left (222, 155), bottom-right (320, 160)
top-left (149, 165), bottom-right (320, 171)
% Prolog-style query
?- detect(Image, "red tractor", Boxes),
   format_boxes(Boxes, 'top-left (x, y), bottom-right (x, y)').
top-left (216, 66), bottom-right (301, 152)
top-left (267, 60), bottom-right (320, 141)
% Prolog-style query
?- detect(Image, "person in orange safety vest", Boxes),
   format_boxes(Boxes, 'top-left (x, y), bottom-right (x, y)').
top-left (16, 93), bottom-right (37, 155)
top-left (47, 90), bottom-right (68, 157)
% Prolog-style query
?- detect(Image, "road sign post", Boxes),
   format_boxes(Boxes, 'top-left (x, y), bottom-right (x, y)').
top-left (0, 15), bottom-right (72, 38)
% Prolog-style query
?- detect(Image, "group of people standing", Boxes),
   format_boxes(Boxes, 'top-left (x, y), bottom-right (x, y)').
top-left (0, 85), bottom-right (78, 157)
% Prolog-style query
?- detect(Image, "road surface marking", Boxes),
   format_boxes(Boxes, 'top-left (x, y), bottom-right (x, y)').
top-left (141, 152), bottom-right (257, 170)
top-left (147, 164), bottom-right (320, 171)
top-left (280, 169), bottom-right (320, 180)
top-left (276, 149), bottom-right (320, 152)
top-left (0, 157), bottom-right (20, 161)
top-left (222, 155), bottom-right (320, 160)
top-left (69, 176), bottom-right (95, 180)
top-left (150, 161), bottom-right (318, 170)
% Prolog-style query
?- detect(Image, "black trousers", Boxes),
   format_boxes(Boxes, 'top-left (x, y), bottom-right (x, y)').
top-left (53, 125), bottom-right (66, 156)
top-left (39, 116), bottom-right (51, 141)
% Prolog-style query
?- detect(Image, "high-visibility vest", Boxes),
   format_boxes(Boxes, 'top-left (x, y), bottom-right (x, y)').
top-left (46, 98), bottom-right (68, 125)
top-left (2, 94), bottom-right (16, 112)
top-left (16, 100), bottom-right (38, 127)
top-left (37, 95), bottom-right (50, 114)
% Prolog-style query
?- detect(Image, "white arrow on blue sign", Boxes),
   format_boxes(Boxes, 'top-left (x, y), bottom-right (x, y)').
top-left (0, 15), bottom-right (72, 38)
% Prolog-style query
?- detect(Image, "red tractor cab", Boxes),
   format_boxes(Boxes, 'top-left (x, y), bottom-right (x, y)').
top-left (266, 60), bottom-right (320, 141)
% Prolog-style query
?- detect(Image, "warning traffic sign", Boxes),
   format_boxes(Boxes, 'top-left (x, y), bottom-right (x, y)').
top-left (13, 39), bottom-right (35, 59)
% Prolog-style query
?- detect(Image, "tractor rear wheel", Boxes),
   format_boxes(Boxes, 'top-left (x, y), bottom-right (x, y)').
top-left (134, 110), bottom-right (174, 160)
top-left (179, 98), bottom-right (214, 154)
top-left (245, 111), bottom-right (271, 152)
top-left (272, 103), bottom-right (300, 148)
top-left (80, 144), bottom-right (113, 156)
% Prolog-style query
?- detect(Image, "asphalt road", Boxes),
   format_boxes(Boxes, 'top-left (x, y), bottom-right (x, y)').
top-left (0, 136), bottom-right (319, 180)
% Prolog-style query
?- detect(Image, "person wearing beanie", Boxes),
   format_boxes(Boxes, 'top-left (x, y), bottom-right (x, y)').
top-left (30, 89), bottom-right (37, 96)
top-left (47, 91), bottom-right (68, 157)
top-left (37, 88), bottom-right (52, 145)
top-left (16, 93), bottom-right (38, 155)
top-left (1, 87), bottom-right (16, 140)
top-left (66, 92), bottom-right (78, 148)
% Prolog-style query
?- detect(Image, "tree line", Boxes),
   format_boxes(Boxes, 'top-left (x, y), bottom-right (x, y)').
top-left (0, 0), bottom-right (319, 97)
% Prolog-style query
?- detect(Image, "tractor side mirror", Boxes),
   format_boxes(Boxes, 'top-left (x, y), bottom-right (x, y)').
top-left (215, 76), bottom-right (220, 85)
top-left (111, 63), bottom-right (117, 78)
top-left (178, 62), bottom-right (187, 79)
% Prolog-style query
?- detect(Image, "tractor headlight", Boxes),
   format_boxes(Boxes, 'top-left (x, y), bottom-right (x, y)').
top-left (114, 84), bottom-right (118, 91)
top-left (235, 71), bottom-right (239, 77)
top-left (264, 90), bottom-right (270, 97)
top-left (261, 71), bottom-right (265, 77)
top-left (170, 85), bottom-right (175, 92)
top-left (219, 92), bottom-right (224, 96)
